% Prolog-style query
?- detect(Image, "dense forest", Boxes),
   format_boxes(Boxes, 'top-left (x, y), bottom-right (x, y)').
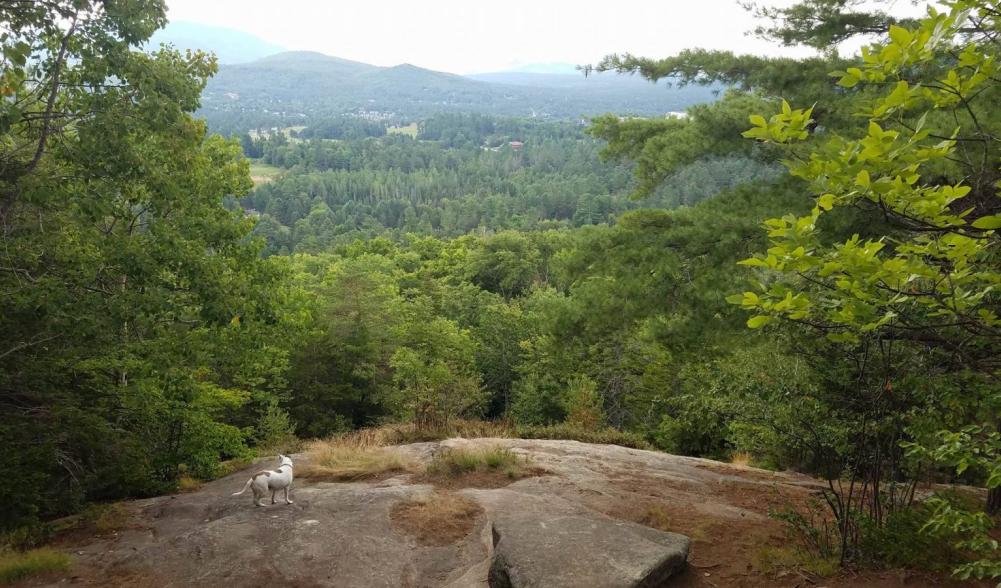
top-left (240, 113), bottom-right (779, 254)
top-left (2, 0), bottom-right (1001, 583)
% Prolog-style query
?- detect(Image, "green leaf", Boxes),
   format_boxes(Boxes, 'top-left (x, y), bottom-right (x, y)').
top-left (971, 215), bottom-right (1001, 230)
top-left (838, 74), bottom-right (859, 88)
top-left (738, 257), bottom-right (770, 268)
top-left (827, 332), bottom-right (859, 344)
top-left (725, 293), bottom-right (745, 305)
top-left (986, 470), bottom-right (1001, 489)
top-left (888, 25), bottom-right (912, 46)
top-left (747, 315), bottom-right (774, 329)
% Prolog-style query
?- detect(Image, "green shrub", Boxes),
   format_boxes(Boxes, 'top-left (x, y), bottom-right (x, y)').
top-left (770, 501), bottom-right (839, 562)
top-left (0, 548), bottom-right (71, 584)
top-left (655, 344), bottom-right (830, 469)
top-left (177, 414), bottom-right (254, 481)
top-left (563, 376), bottom-right (604, 429)
top-left (859, 504), bottom-right (962, 571)
top-left (253, 402), bottom-right (300, 454)
top-left (510, 374), bottom-right (566, 426)
top-left (774, 492), bottom-right (973, 574)
top-left (854, 491), bottom-right (991, 572)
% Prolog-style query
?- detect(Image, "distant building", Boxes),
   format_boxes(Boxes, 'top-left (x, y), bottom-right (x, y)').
top-left (508, 141), bottom-right (524, 151)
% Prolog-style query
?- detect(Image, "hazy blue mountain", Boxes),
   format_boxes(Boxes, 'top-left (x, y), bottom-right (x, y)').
top-left (245, 51), bottom-right (375, 74)
top-left (468, 70), bottom-right (658, 89)
top-left (506, 62), bottom-right (581, 75)
top-left (149, 21), bottom-right (285, 64)
top-left (200, 51), bottom-right (720, 134)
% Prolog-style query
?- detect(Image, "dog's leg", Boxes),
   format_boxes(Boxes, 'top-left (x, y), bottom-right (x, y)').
top-left (284, 486), bottom-right (293, 505)
top-left (271, 489), bottom-right (277, 505)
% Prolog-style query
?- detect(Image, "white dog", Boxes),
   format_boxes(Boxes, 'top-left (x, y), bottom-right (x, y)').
top-left (232, 454), bottom-right (295, 507)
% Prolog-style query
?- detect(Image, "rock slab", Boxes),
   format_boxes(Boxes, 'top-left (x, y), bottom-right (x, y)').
top-left (465, 487), bottom-right (690, 588)
top-left (49, 440), bottom-right (715, 587)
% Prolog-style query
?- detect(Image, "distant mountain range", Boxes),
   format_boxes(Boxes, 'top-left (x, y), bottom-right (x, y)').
top-left (501, 63), bottom-right (582, 75)
top-left (148, 21), bottom-right (286, 64)
top-left (150, 22), bottom-right (720, 133)
top-left (467, 70), bottom-right (659, 90)
top-left (200, 51), bottom-right (720, 133)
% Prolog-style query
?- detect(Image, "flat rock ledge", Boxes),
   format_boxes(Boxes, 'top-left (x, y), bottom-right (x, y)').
top-left (51, 439), bottom-right (699, 588)
top-left (467, 488), bottom-right (690, 588)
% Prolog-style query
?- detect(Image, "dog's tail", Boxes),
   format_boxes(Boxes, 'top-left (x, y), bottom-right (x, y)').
top-left (232, 477), bottom-right (254, 496)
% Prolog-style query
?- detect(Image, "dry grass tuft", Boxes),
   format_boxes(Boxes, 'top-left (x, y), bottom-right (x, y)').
top-left (297, 438), bottom-right (416, 481)
top-left (516, 423), bottom-right (651, 449)
top-left (426, 447), bottom-right (521, 477)
top-left (638, 505), bottom-right (674, 532)
top-left (390, 492), bottom-right (483, 546)
top-left (177, 475), bottom-right (202, 492)
top-left (330, 425), bottom-right (405, 449)
top-left (752, 546), bottom-right (839, 578)
top-left (422, 446), bottom-right (541, 488)
top-left (312, 419), bottom-right (651, 451)
top-left (730, 451), bottom-right (754, 468)
top-left (335, 420), bottom-right (516, 447)
top-left (0, 548), bottom-right (71, 584)
top-left (604, 501), bottom-right (684, 536)
top-left (82, 503), bottom-right (130, 534)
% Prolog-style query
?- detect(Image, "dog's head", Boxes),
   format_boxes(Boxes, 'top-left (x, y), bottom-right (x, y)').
top-left (278, 454), bottom-right (294, 468)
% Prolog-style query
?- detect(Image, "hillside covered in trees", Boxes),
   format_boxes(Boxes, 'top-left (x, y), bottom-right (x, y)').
top-left (2, 0), bottom-right (1001, 585)
top-left (240, 113), bottom-right (779, 254)
top-left (199, 51), bottom-right (720, 134)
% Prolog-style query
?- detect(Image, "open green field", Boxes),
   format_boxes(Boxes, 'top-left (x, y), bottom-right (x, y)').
top-left (249, 161), bottom-right (283, 186)
top-left (387, 123), bottom-right (419, 138)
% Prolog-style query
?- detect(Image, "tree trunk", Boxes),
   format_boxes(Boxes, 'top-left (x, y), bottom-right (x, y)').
top-left (991, 420), bottom-right (1001, 516)
top-left (988, 486), bottom-right (1001, 515)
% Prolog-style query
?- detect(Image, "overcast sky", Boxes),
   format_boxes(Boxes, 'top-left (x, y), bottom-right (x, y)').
top-left (162, 0), bottom-right (825, 73)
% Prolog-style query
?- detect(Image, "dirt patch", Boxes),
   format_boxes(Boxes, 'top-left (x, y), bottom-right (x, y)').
top-left (714, 479), bottom-right (818, 517)
top-left (390, 491), bottom-right (484, 546)
top-left (597, 471), bottom-right (989, 588)
top-left (601, 500), bottom-right (673, 531)
top-left (599, 496), bottom-right (981, 588)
